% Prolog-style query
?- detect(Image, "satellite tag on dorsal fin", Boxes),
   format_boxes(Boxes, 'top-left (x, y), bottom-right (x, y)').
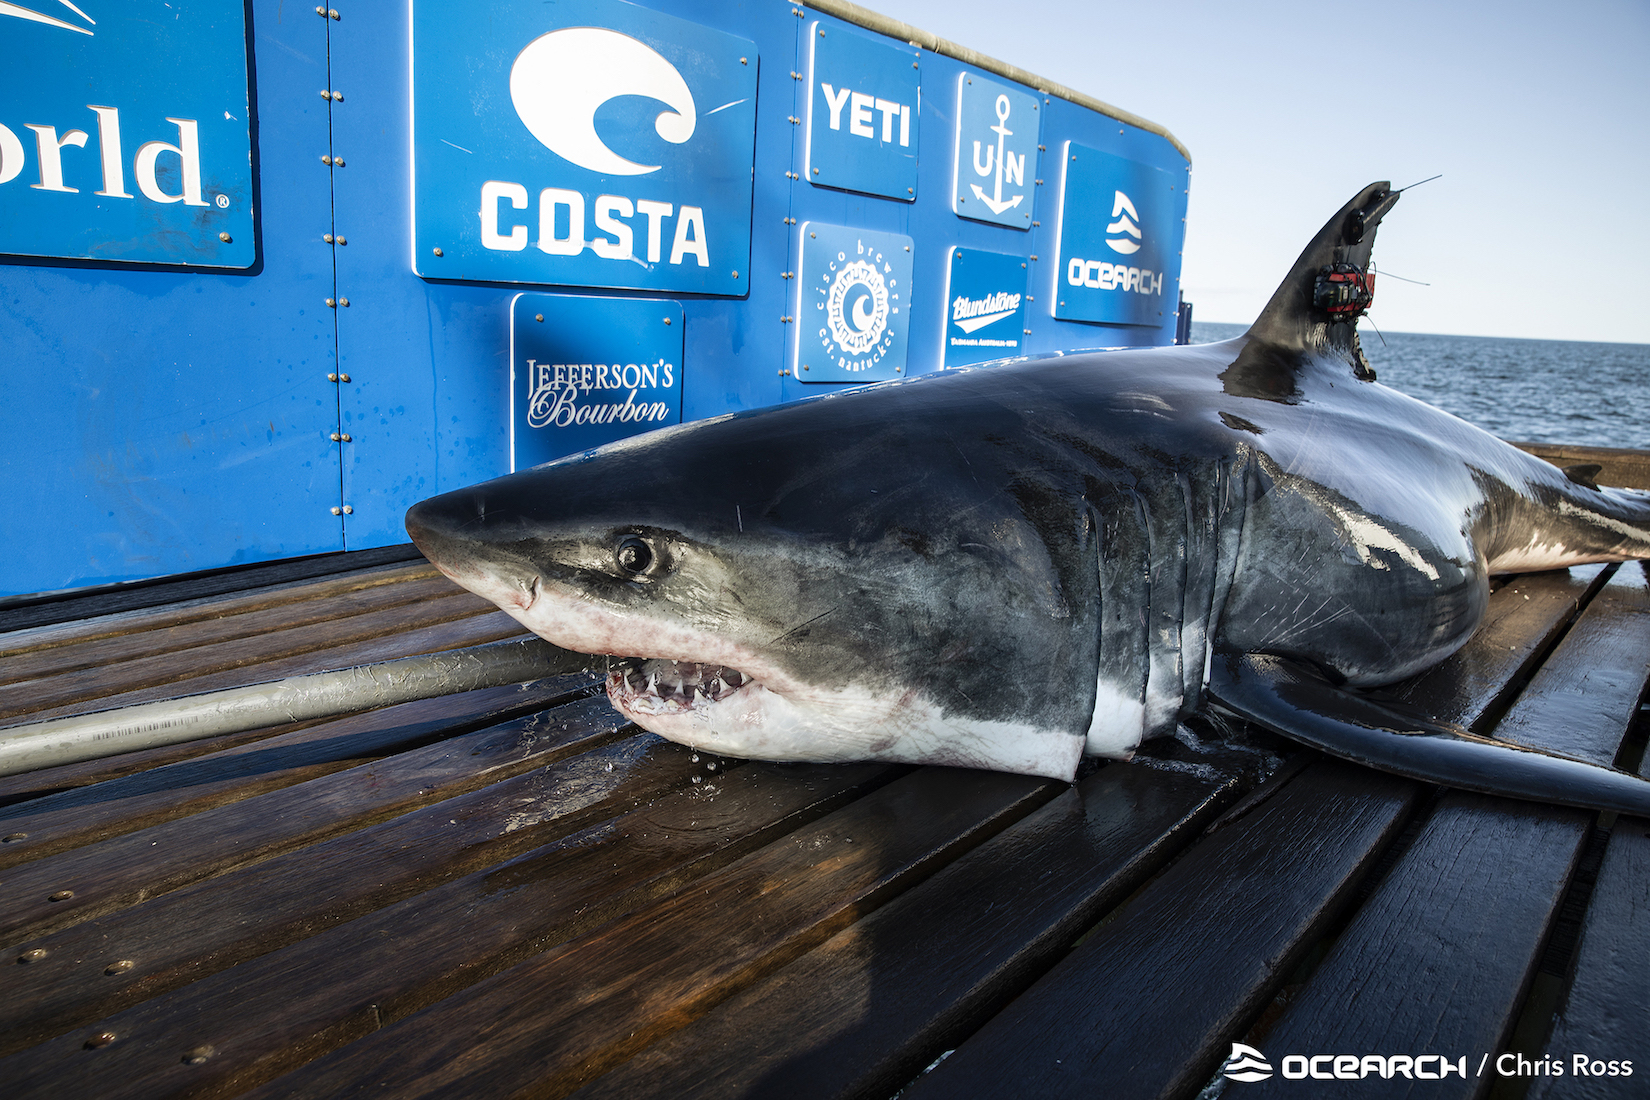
top-left (1245, 182), bottom-right (1399, 371)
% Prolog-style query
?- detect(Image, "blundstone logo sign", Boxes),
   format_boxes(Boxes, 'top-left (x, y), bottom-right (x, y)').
top-left (942, 247), bottom-right (1028, 367)
top-left (412, 0), bottom-right (757, 294)
top-left (0, 0), bottom-right (255, 267)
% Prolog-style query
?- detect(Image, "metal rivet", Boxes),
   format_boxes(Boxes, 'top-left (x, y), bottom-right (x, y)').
top-left (328, 8), bottom-right (339, 19)
top-left (331, 506), bottom-right (342, 515)
top-left (340, 433), bottom-right (352, 442)
top-left (432, 247), bottom-right (443, 257)
top-left (534, 313), bottom-right (545, 322)
top-left (812, 168), bottom-right (818, 175)
top-left (327, 372), bottom-right (338, 382)
top-left (2, 833), bottom-right (27, 843)
top-left (339, 373), bottom-right (350, 383)
top-left (334, 157), bottom-right (345, 167)
top-left (732, 271), bottom-right (739, 278)
top-left (19, 948), bottom-right (47, 963)
top-left (662, 317), bottom-right (671, 324)
top-left (326, 298), bottom-right (336, 307)
top-left (342, 505), bottom-right (353, 515)
top-left (105, 960), bottom-right (134, 975)
top-left (49, 890), bottom-right (74, 902)
top-left (183, 1045), bottom-right (216, 1065)
top-left (315, 5), bottom-right (324, 13)
top-left (802, 364), bottom-right (809, 371)
top-left (319, 89), bottom-right (331, 99)
top-left (85, 1032), bottom-right (117, 1050)
top-left (332, 91), bottom-right (343, 101)
top-left (330, 432), bottom-right (342, 441)
top-left (321, 155), bottom-right (332, 165)
top-left (907, 188), bottom-right (913, 194)
top-left (218, 232), bottom-right (231, 243)
top-left (323, 233), bottom-right (333, 243)
top-left (339, 298), bottom-right (350, 307)
top-left (739, 57), bottom-right (747, 64)
top-left (335, 236), bottom-right (346, 246)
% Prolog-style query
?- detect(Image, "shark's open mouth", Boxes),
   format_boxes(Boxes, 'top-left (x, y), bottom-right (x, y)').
top-left (606, 657), bottom-right (753, 714)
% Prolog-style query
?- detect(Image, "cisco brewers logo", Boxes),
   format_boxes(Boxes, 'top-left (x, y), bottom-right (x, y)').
top-left (822, 251), bottom-right (891, 365)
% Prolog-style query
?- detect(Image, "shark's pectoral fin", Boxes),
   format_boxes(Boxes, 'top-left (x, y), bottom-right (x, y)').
top-left (1205, 651), bottom-right (1650, 815)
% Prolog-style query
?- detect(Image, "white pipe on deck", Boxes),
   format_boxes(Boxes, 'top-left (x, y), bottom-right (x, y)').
top-left (0, 637), bottom-right (596, 778)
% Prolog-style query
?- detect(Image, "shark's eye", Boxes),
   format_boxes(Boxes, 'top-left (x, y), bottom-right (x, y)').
top-left (615, 536), bottom-right (653, 575)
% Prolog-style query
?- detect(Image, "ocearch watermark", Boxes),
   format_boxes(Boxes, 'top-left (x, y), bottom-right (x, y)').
top-left (1220, 1043), bottom-right (1634, 1085)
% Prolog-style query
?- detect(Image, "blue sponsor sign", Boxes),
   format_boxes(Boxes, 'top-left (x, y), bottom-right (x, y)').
top-left (1052, 142), bottom-right (1181, 326)
top-left (796, 222), bottom-right (913, 382)
top-left (0, 0), bottom-right (254, 268)
top-left (413, 0), bottom-right (757, 295)
top-left (511, 293), bottom-right (684, 469)
top-left (943, 248), bottom-right (1028, 366)
top-left (804, 21), bottom-right (919, 202)
top-left (951, 74), bottom-right (1038, 230)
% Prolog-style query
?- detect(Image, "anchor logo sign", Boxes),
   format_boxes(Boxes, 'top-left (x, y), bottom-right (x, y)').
top-left (970, 94), bottom-right (1024, 215)
top-left (953, 73), bottom-right (1038, 229)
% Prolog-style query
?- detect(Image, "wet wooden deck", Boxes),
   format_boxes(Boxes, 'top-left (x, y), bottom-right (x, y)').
top-left (1, 451), bottom-right (1646, 1099)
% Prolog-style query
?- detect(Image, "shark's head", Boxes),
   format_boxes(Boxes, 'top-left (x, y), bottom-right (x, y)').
top-left (406, 375), bottom-right (1101, 780)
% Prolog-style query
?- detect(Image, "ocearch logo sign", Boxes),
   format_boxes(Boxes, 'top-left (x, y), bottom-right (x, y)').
top-left (0, 0), bottom-right (255, 267)
top-left (411, 0), bottom-right (758, 295)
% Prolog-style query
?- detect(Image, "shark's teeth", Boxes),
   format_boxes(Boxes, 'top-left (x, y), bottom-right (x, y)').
top-left (607, 657), bottom-right (755, 710)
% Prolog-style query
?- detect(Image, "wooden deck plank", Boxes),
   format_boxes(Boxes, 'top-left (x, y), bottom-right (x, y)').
top-left (1242, 795), bottom-right (1592, 1100)
top-left (0, 569), bottom-right (463, 686)
top-left (0, 560), bottom-right (440, 660)
top-left (1493, 563), bottom-right (1649, 765)
top-left (569, 759), bottom-right (1244, 1100)
top-left (8, 610), bottom-right (530, 724)
top-left (0, 696), bottom-right (627, 947)
top-left (0, 545), bottom-right (428, 636)
top-left (2, 720), bottom-right (750, 1059)
top-left (899, 760), bottom-right (1422, 1100)
top-left (0, 760), bottom-right (901, 1100)
top-left (1531, 820), bottom-right (1650, 1100)
top-left (1388, 566), bottom-right (1606, 728)
top-left (0, 676), bottom-right (596, 870)
top-left (0, 589), bottom-right (498, 722)
top-left (1225, 561), bottom-right (1650, 1097)
top-left (238, 767), bottom-right (1059, 1100)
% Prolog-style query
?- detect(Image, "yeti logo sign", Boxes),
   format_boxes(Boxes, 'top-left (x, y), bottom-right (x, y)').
top-left (796, 222), bottom-right (913, 382)
top-left (804, 21), bottom-right (920, 202)
top-left (1052, 141), bottom-right (1186, 328)
top-left (0, 0), bottom-right (255, 267)
top-left (412, 0), bottom-right (757, 294)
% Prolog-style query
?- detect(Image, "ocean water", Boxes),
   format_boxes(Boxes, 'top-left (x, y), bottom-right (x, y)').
top-left (1189, 322), bottom-right (1650, 452)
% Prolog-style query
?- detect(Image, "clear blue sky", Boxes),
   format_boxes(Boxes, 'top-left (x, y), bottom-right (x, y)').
top-left (872, 0), bottom-right (1648, 343)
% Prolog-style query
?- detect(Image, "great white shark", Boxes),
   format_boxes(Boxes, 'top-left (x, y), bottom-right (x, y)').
top-left (406, 183), bottom-right (1650, 814)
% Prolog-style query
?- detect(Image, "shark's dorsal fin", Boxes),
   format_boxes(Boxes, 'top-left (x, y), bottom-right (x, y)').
top-left (1246, 182), bottom-right (1399, 371)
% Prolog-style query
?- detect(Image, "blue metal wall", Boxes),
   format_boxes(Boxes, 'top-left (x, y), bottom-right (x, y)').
top-left (0, 0), bottom-right (1189, 599)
